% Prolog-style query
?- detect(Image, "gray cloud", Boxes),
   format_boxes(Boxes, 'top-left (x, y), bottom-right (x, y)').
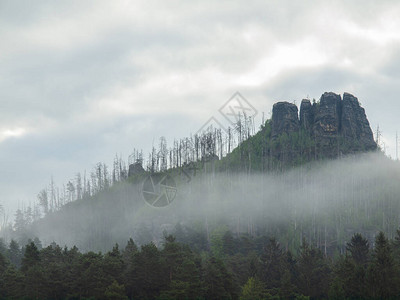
top-left (1, 0), bottom-right (400, 213)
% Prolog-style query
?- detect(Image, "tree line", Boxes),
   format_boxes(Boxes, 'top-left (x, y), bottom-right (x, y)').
top-left (1, 229), bottom-right (400, 299)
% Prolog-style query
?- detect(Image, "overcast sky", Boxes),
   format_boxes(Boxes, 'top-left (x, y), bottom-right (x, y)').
top-left (1, 0), bottom-right (400, 214)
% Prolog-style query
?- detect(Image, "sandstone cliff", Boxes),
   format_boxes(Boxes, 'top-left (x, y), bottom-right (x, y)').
top-left (271, 92), bottom-right (376, 156)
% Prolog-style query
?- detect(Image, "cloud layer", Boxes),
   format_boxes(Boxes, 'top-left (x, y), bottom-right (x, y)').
top-left (1, 0), bottom-right (400, 212)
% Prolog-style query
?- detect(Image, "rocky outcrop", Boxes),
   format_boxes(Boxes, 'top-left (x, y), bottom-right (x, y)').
top-left (300, 99), bottom-right (314, 131)
top-left (271, 102), bottom-right (299, 138)
top-left (341, 93), bottom-right (376, 150)
top-left (128, 162), bottom-right (145, 177)
top-left (270, 92), bottom-right (376, 155)
top-left (313, 92), bottom-right (341, 137)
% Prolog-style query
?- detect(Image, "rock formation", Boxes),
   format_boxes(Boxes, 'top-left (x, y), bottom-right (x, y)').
top-left (271, 102), bottom-right (300, 138)
top-left (341, 93), bottom-right (376, 150)
top-left (300, 99), bottom-right (314, 131)
top-left (128, 162), bottom-right (145, 177)
top-left (313, 92), bottom-right (341, 143)
top-left (271, 92), bottom-right (376, 155)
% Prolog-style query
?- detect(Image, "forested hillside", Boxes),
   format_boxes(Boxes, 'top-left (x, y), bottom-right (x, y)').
top-left (2, 93), bottom-right (389, 253)
top-left (1, 92), bottom-right (399, 299)
top-left (9, 152), bottom-right (398, 256)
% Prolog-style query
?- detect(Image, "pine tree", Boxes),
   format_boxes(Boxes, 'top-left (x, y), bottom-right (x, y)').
top-left (333, 233), bottom-right (370, 298)
top-left (122, 238), bottom-right (138, 298)
top-left (63, 245), bottom-right (82, 298)
top-left (122, 238), bottom-right (138, 265)
top-left (41, 243), bottom-right (68, 299)
top-left (7, 240), bottom-right (21, 268)
top-left (297, 240), bottom-right (331, 298)
top-left (79, 252), bottom-right (108, 298)
top-left (163, 235), bottom-right (183, 282)
top-left (13, 209), bottom-right (26, 232)
top-left (203, 256), bottom-right (237, 299)
top-left (0, 251), bottom-right (9, 297)
top-left (0, 238), bottom-right (7, 256)
top-left (0, 250), bottom-right (8, 274)
top-left (284, 251), bottom-right (298, 289)
top-left (346, 233), bottom-right (369, 267)
top-left (131, 243), bottom-right (166, 299)
top-left (24, 265), bottom-right (47, 299)
top-left (367, 231), bottom-right (399, 298)
top-left (33, 237), bottom-right (43, 250)
top-left (391, 229), bottom-right (400, 266)
top-left (21, 241), bottom-right (40, 272)
top-left (333, 256), bottom-right (366, 299)
top-left (2, 265), bottom-right (24, 299)
top-left (104, 243), bottom-right (124, 284)
top-left (260, 237), bottom-right (284, 289)
top-left (161, 235), bottom-right (203, 298)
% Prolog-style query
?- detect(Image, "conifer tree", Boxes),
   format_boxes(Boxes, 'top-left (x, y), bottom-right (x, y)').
top-left (21, 241), bottom-right (40, 272)
top-left (297, 240), bottom-right (331, 298)
top-left (346, 233), bottom-right (369, 267)
top-left (7, 240), bottom-right (21, 268)
top-left (367, 232), bottom-right (399, 299)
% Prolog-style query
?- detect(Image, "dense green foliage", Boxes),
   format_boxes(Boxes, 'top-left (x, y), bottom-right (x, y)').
top-left (1, 231), bottom-right (400, 299)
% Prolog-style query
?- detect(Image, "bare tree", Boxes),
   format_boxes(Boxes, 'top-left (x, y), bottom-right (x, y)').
top-left (159, 137), bottom-right (168, 171)
top-left (103, 163), bottom-right (109, 189)
top-left (67, 181), bottom-right (76, 203)
top-left (49, 177), bottom-right (56, 212)
top-left (37, 189), bottom-right (48, 215)
top-left (76, 173), bottom-right (82, 200)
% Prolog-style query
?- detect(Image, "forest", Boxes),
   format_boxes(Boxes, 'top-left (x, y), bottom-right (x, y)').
top-left (1, 230), bottom-right (400, 299)
top-left (1, 103), bottom-right (400, 299)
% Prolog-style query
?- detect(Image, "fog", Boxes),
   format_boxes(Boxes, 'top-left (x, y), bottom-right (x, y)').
top-left (7, 152), bottom-right (400, 254)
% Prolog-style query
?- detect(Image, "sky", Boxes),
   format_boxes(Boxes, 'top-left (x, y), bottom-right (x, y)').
top-left (1, 0), bottom-right (400, 215)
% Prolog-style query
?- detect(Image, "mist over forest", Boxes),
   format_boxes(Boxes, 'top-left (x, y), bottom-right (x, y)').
top-left (3, 151), bottom-right (398, 254)
top-left (2, 88), bottom-right (400, 299)
top-left (4, 92), bottom-right (398, 254)
top-left (2, 147), bottom-right (400, 299)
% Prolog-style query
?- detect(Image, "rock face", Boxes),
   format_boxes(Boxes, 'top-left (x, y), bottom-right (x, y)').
top-left (313, 92), bottom-right (341, 137)
top-left (270, 92), bottom-right (376, 155)
top-left (300, 99), bottom-right (314, 131)
top-left (341, 93), bottom-right (376, 150)
top-left (271, 102), bottom-right (299, 138)
top-left (128, 162), bottom-right (145, 177)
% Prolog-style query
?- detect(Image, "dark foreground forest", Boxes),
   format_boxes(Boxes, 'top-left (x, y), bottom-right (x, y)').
top-left (1, 230), bottom-right (400, 299)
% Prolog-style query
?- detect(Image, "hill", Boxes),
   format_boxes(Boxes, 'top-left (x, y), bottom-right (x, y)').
top-left (220, 92), bottom-right (376, 172)
top-left (2, 91), bottom-right (390, 254)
